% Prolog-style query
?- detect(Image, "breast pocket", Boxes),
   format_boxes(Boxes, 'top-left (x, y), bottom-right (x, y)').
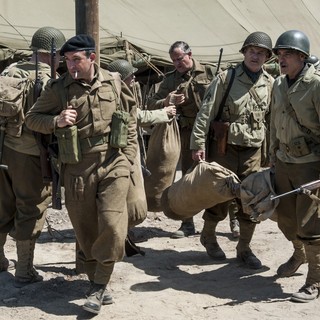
top-left (98, 89), bottom-right (118, 120)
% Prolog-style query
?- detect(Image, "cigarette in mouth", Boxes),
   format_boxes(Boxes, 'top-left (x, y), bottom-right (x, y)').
top-left (74, 71), bottom-right (78, 78)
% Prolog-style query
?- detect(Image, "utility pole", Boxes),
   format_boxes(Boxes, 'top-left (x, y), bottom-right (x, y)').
top-left (75, 0), bottom-right (100, 65)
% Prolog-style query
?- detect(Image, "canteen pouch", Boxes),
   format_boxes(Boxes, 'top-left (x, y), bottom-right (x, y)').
top-left (110, 110), bottom-right (130, 148)
top-left (211, 120), bottom-right (230, 155)
top-left (288, 136), bottom-right (311, 157)
top-left (54, 125), bottom-right (82, 164)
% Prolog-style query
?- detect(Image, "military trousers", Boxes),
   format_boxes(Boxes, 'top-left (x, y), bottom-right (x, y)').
top-left (63, 149), bottom-right (130, 285)
top-left (274, 159), bottom-right (320, 241)
top-left (0, 145), bottom-right (51, 240)
top-left (180, 126), bottom-right (196, 175)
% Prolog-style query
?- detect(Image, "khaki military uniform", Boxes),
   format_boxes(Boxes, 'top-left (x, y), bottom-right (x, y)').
top-left (148, 59), bottom-right (214, 174)
top-left (25, 65), bottom-right (137, 284)
top-left (270, 64), bottom-right (320, 287)
top-left (137, 108), bottom-right (169, 127)
top-left (0, 61), bottom-right (52, 240)
top-left (191, 62), bottom-right (274, 253)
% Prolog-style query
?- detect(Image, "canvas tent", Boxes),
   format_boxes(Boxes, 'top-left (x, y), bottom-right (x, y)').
top-left (1, 0), bottom-right (320, 77)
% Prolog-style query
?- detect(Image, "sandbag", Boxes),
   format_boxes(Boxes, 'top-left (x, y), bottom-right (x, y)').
top-left (161, 161), bottom-right (240, 220)
top-left (127, 153), bottom-right (148, 228)
top-left (144, 117), bottom-right (180, 212)
top-left (240, 167), bottom-right (279, 222)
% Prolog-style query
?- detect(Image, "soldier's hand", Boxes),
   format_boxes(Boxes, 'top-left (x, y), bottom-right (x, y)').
top-left (164, 105), bottom-right (176, 117)
top-left (56, 106), bottom-right (77, 128)
top-left (164, 91), bottom-right (185, 106)
top-left (192, 149), bottom-right (205, 162)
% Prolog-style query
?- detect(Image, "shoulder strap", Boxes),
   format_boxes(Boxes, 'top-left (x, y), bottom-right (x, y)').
top-left (287, 103), bottom-right (320, 143)
top-left (216, 67), bottom-right (236, 120)
top-left (107, 71), bottom-right (123, 110)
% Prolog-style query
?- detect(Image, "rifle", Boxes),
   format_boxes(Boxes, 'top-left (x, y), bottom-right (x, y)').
top-left (270, 180), bottom-right (320, 202)
top-left (33, 49), bottom-right (53, 184)
top-left (0, 119), bottom-right (8, 170)
top-left (215, 48), bottom-right (223, 76)
top-left (48, 38), bottom-right (62, 210)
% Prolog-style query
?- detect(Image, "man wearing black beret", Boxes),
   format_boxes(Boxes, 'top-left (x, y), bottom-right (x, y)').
top-left (26, 34), bottom-right (138, 314)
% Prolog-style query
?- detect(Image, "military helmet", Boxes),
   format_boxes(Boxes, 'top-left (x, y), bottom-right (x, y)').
top-left (107, 59), bottom-right (138, 80)
top-left (30, 26), bottom-right (66, 53)
top-left (306, 54), bottom-right (319, 67)
top-left (272, 30), bottom-right (310, 57)
top-left (240, 31), bottom-right (273, 58)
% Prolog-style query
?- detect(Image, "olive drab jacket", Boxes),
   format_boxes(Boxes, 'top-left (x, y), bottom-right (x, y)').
top-left (190, 62), bottom-right (274, 150)
top-left (270, 64), bottom-right (320, 165)
top-left (25, 65), bottom-right (137, 164)
top-left (147, 59), bottom-right (215, 126)
top-left (1, 61), bottom-right (51, 156)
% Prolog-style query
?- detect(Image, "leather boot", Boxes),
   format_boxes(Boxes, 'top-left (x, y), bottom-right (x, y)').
top-left (236, 221), bottom-right (262, 269)
top-left (291, 241), bottom-right (320, 303)
top-left (83, 283), bottom-right (106, 314)
top-left (200, 220), bottom-right (226, 260)
top-left (277, 240), bottom-right (307, 277)
top-left (171, 217), bottom-right (196, 239)
top-left (0, 233), bottom-right (16, 272)
top-left (14, 239), bottom-right (43, 288)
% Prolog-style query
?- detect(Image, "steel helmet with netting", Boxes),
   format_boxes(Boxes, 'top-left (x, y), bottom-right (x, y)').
top-left (240, 31), bottom-right (273, 59)
top-left (30, 26), bottom-right (66, 53)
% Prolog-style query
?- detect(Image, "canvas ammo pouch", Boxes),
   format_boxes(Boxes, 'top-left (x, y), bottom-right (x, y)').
top-left (211, 120), bottom-right (230, 155)
top-left (110, 110), bottom-right (130, 148)
top-left (54, 125), bottom-right (82, 164)
top-left (251, 110), bottom-right (264, 129)
top-left (287, 136), bottom-right (311, 157)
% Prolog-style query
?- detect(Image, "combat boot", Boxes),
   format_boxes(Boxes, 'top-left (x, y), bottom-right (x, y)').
top-left (0, 233), bottom-right (16, 272)
top-left (200, 220), bottom-right (226, 260)
top-left (236, 221), bottom-right (262, 269)
top-left (291, 241), bottom-right (320, 303)
top-left (277, 240), bottom-right (307, 277)
top-left (83, 283), bottom-right (106, 314)
top-left (14, 239), bottom-right (43, 288)
top-left (171, 217), bottom-right (196, 239)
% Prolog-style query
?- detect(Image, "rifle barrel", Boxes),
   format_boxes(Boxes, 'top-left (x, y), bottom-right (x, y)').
top-left (270, 180), bottom-right (320, 201)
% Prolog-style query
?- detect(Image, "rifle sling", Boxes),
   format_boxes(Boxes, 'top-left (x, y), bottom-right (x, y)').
top-left (216, 67), bottom-right (235, 120)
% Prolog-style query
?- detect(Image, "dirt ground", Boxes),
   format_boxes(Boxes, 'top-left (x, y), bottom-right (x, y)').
top-left (1, 199), bottom-right (320, 319)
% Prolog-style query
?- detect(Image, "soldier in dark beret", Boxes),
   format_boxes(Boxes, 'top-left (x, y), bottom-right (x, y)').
top-left (26, 34), bottom-right (138, 314)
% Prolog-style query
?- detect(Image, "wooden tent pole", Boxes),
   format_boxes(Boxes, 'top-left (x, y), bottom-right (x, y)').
top-left (74, 0), bottom-right (100, 274)
top-left (75, 0), bottom-right (100, 66)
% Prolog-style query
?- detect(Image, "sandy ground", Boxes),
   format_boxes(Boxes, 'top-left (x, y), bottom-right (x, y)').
top-left (1, 201), bottom-right (319, 320)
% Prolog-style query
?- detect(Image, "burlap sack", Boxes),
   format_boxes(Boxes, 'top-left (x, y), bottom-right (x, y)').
top-left (240, 167), bottom-right (279, 222)
top-left (144, 117), bottom-right (181, 212)
top-left (127, 153), bottom-right (148, 228)
top-left (161, 161), bottom-right (240, 220)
